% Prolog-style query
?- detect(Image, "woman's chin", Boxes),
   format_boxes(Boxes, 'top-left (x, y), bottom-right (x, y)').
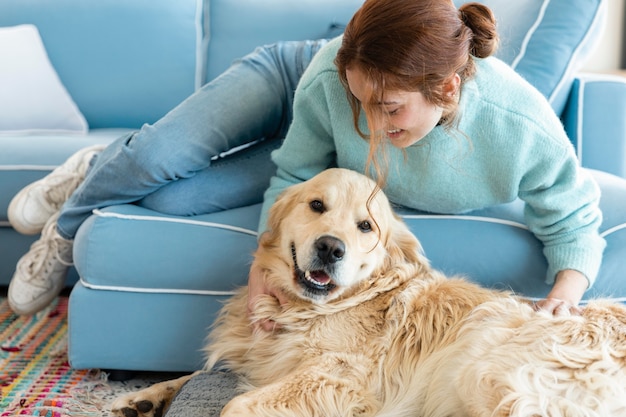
top-left (388, 131), bottom-right (421, 148)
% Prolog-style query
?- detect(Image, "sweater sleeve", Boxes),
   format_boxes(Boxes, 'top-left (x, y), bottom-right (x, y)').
top-left (518, 142), bottom-right (605, 287)
top-left (468, 56), bottom-right (606, 287)
top-left (257, 70), bottom-right (339, 235)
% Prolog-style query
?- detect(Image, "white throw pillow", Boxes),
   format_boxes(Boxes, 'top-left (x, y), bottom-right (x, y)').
top-left (0, 24), bottom-right (88, 135)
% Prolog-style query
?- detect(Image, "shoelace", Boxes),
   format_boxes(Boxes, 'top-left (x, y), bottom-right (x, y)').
top-left (38, 172), bottom-right (83, 212)
top-left (17, 231), bottom-right (73, 289)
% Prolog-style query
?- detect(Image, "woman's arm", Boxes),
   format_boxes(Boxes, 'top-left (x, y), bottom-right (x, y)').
top-left (519, 133), bottom-right (605, 314)
top-left (533, 269), bottom-right (589, 315)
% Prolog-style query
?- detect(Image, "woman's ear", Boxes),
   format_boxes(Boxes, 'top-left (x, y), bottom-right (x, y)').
top-left (443, 73), bottom-right (461, 98)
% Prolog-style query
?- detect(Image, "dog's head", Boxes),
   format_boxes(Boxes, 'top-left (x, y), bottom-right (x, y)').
top-left (259, 168), bottom-right (426, 304)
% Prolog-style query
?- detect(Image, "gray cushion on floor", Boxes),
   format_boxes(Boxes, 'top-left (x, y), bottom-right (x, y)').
top-left (165, 370), bottom-right (240, 417)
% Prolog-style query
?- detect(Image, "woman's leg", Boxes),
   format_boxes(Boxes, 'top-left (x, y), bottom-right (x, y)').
top-left (137, 138), bottom-right (281, 215)
top-left (8, 39), bottom-right (329, 315)
top-left (58, 39), bottom-right (329, 239)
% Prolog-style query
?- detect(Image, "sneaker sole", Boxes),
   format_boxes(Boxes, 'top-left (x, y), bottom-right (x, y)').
top-left (8, 277), bottom-right (66, 315)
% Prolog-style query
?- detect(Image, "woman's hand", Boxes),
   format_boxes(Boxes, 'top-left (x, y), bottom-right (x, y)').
top-left (533, 269), bottom-right (589, 316)
top-left (247, 260), bottom-right (289, 331)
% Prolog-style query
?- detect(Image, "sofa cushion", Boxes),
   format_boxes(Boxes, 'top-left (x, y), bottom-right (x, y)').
top-left (73, 204), bottom-right (260, 292)
top-left (68, 170), bottom-right (626, 373)
top-left (0, 0), bottom-right (206, 129)
top-left (72, 169), bottom-right (626, 302)
top-left (455, 0), bottom-right (606, 114)
top-left (0, 25), bottom-right (87, 135)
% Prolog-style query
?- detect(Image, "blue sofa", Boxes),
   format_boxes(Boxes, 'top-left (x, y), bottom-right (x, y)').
top-left (1, 0), bottom-right (625, 373)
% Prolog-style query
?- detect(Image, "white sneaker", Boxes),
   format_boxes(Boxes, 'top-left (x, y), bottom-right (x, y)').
top-left (8, 144), bottom-right (106, 235)
top-left (8, 212), bottom-right (73, 316)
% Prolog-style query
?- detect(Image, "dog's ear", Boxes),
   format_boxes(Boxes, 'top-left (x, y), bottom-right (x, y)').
top-left (264, 185), bottom-right (299, 246)
top-left (385, 213), bottom-right (430, 268)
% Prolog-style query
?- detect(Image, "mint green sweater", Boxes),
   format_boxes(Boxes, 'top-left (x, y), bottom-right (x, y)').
top-left (260, 37), bottom-right (605, 287)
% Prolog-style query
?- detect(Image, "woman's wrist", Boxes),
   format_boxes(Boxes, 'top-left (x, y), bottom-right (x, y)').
top-left (547, 269), bottom-right (589, 306)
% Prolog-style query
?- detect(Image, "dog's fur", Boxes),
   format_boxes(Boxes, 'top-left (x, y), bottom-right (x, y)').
top-left (112, 168), bottom-right (626, 417)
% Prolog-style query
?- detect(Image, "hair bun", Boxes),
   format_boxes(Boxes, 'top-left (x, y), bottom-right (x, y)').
top-left (459, 2), bottom-right (499, 58)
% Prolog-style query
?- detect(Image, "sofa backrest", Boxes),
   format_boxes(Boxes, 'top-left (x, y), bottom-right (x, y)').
top-left (204, 0), bottom-right (363, 82)
top-left (0, 0), bottom-right (206, 129)
top-left (457, 0), bottom-right (607, 116)
top-left (0, 0), bottom-right (606, 129)
top-left (204, 0), bottom-right (605, 116)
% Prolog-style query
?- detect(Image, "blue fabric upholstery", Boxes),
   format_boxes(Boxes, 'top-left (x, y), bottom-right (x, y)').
top-left (67, 171), bottom-right (626, 372)
top-left (562, 74), bottom-right (626, 178)
top-left (205, 0), bottom-right (365, 81)
top-left (73, 204), bottom-right (259, 292)
top-left (0, 0), bottom-right (205, 128)
top-left (459, 0), bottom-right (606, 114)
top-left (1, 0), bottom-right (625, 372)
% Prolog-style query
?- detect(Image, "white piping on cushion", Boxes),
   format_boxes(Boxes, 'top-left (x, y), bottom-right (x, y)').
top-left (524, 296), bottom-right (626, 305)
top-left (510, 0), bottom-right (550, 70)
top-left (0, 165), bottom-right (56, 171)
top-left (575, 77), bottom-right (586, 163)
top-left (401, 213), bottom-right (626, 239)
top-left (79, 278), bottom-right (626, 304)
top-left (509, 0), bottom-right (606, 106)
top-left (401, 214), bottom-right (529, 230)
top-left (194, 0), bottom-right (208, 90)
top-left (79, 278), bottom-right (238, 296)
top-left (601, 222), bottom-right (626, 239)
top-left (92, 208), bottom-right (258, 236)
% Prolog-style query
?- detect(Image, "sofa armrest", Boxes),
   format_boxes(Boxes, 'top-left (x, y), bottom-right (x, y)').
top-left (561, 73), bottom-right (626, 179)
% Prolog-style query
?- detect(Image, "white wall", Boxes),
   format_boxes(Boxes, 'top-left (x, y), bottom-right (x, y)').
top-left (583, 0), bottom-right (624, 72)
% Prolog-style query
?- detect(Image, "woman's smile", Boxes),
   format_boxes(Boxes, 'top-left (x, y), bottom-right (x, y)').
top-left (346, 67), bottom-right (444, 148)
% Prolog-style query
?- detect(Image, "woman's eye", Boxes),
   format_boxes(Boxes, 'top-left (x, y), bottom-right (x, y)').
top-left (387, 108), bottom-right (399, 116)
top-left (358, 220), bottom-right (372, 233)
top-left (310, 199), bottom-right (325, 213)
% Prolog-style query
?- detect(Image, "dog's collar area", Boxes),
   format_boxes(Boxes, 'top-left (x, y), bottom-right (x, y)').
top-left (291, 243), bottom-right (337, 297)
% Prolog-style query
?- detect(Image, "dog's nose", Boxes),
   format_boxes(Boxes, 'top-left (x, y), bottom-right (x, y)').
top-left (315, 235), bottom-right (345, 264)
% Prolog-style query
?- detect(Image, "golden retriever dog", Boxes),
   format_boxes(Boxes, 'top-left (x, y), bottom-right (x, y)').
top-left (112, 168), bottom-right (626, 417)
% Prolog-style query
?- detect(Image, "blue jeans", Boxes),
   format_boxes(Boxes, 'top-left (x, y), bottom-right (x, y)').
top-left (57, 39), bottom-right (329, 240)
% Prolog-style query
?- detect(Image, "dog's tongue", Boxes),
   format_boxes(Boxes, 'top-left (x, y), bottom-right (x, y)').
top-left (309, 270), bottom-right (331, 284)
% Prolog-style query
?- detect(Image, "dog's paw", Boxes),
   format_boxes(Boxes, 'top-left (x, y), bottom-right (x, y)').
top-left (110, 377), bottom-right (190, 417)
top-left (110, 398), bottom-right (164, 417)
top-left (110, 390), bottom-right (168, 417)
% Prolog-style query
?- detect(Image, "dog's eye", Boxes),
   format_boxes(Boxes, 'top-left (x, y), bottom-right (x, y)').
top-left (358, 220), bottom-right (372, 233)
top-left (309, 199), bottom-right (325, 213)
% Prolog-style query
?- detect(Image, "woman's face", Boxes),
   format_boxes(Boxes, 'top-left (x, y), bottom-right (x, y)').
top-left (346, 67), bottom-right (444, 148)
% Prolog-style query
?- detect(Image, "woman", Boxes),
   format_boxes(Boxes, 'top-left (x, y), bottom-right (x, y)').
top-left (247, 0), bottom-right (605, 329)
top-left (9, 0), bottom-right (603, 322)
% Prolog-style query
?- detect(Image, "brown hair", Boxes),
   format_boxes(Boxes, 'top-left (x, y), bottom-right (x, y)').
top-left (335, 0), bottom-right (498, 183)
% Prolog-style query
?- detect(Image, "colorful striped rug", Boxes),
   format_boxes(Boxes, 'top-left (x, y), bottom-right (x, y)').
top-left (0, 296), bottom-right (147, 416)
top-left (1, 296), bottom-right (182, 416)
